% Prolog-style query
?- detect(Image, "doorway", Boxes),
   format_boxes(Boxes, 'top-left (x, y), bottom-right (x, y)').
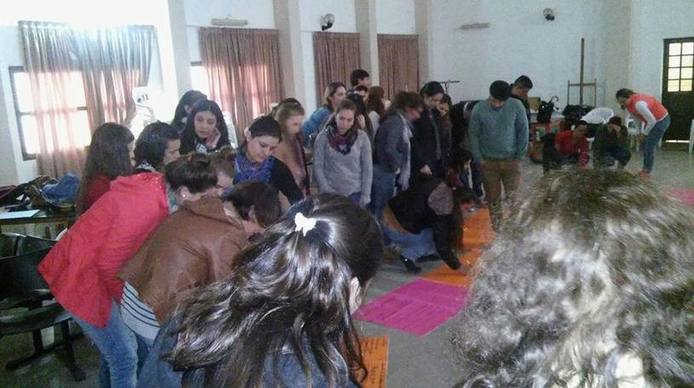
top-left (662, 38), bottom-right (694, 141)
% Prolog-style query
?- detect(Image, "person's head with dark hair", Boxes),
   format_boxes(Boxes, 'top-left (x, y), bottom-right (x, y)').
top-left (181, 99), bottom-right (230, 154)
top-left (209, 146), bottom-right (236, 195)
top-left (243, 115), bottom-right (282, 164)
top-left (449, 147), bottom-right (473, 172)
top-left (382, 91), bottom-right (424, 124)
top-left (350, 69), bottom-right (370, 87)
top-left (171, 90), bottom-right (207, 129)
top-left (489, 80), bottom-right (512, 108)
top-left (134, 121), bottom-right (181, 171)
top-left (511, 75), bottom-right (533, 100)
top-left (323, 82), bottom-right (348, 111)
top-left (346, 92), bottom-right (371, 134)
top-left (438, 93), bottom-right (453, 118)
top-left (420, 81), bottom-right (445, 109)
top-left (168, 194), bottom-right (384, 387)
top-left (354, 85), bottom-right (368, 98)
top-left (273, 100), bottom-right (305, 137)
top-left (574, 119), bottom-right (589, 139)
top-left (224, 181), bottom-right (281, 236)
top-left (616, 88), bottom-right (635, 109)
top-left (365, 86), bottom-right (386, 117)
top-left (453, 170), bottom-right (694, 388)
top-left (330, 99), bottom-right (359, 135)
top-left (77, 123), bottom-right (135, 213)
top-left (165, 153), bottom-right (218, 206)
top-left (608, 116), bottom-right (622, 126)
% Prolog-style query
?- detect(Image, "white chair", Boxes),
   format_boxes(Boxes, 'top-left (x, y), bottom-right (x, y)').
top-left (581, 107), bottom-right (614, 124)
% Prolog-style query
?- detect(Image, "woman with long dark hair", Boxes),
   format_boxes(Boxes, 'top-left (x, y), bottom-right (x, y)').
top-left (133, 121), bottom-right (181, 173)
top-left (234, 115), bottom-right (303, 205)
top-left (170, 90), bottom-right (207, 133)
top-left (313, 99), bottom-right (373, 207)
top-left (453, 170), bottom-right (694, 387)
top-left (365, 86), bottom-right (386, 137)
top-left (139, 194), bottom-right (384, 387)
top-left (76, 123), bottom-right (135, 214)
top-left (180, 99), bottom-right (230, 155)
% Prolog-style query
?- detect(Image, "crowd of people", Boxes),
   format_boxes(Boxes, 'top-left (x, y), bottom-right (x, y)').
top-left (34, 68), bottom-right (692, 388)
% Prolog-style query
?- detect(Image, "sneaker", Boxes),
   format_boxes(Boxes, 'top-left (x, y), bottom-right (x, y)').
top-left (399, 256), bottom-right (422, 273)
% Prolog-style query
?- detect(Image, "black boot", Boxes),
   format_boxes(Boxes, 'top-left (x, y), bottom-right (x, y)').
top-left (399, 256), bottom-right (422, 273)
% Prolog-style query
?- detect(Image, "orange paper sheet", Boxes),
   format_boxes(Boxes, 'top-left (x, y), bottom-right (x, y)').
top-left (360, 336), bottom-right (389, 388)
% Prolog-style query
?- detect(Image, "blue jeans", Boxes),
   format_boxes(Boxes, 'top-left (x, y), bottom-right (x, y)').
top-left (135, 333), bottom-right (154, 378)
top-left (642, 115), bottom-right (670, 173)
top-left (370, 164), bottom-right (396, 220)
top-left (72, 302), bottom-right (138, 388)
top-left (382, 225), bottom-right (436, 261)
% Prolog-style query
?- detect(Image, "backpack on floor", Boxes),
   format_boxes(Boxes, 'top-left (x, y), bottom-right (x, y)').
top-left (537, 96), bottom-right (559, 123)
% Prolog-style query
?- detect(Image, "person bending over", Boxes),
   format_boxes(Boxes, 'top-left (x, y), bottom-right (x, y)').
top-left (453, 169), bottom-right (693, 388)
top-left (593, 116), bottom-right (631, 169)
top-left (138, 194), bottom-right (384, 388)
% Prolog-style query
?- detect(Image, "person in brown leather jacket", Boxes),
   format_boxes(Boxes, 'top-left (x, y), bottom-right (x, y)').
top-left (118, 181), bottom-right (281, 354)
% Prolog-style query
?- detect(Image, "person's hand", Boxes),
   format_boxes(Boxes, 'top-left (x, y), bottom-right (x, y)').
top-left (394, 168), bottom-right (400, 175)
top-left (420, 165), bottom-right (432, 175)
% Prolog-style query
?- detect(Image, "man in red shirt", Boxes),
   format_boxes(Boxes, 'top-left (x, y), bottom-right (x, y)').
top-left (542, 121), bottom-right (589, 173)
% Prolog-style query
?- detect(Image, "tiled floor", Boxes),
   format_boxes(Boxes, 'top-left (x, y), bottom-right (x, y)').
top-left (1, 148), bottom-right (692, 388)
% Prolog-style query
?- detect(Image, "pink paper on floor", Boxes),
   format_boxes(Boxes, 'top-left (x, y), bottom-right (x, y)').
top-left (354, 279), bottom-right (469, 336)
top-left (669, 189), bottom-right (694, 206)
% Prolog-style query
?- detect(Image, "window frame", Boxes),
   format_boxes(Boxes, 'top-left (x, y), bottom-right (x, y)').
top-left (8, 66), bottom-right (89, 160)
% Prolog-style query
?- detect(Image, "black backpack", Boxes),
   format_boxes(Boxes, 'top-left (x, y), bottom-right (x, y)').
top-left (537, 96), bottom-right (558, 123)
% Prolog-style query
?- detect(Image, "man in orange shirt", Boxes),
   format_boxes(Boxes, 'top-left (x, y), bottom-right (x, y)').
top-left (616, 88), bottom-right (670, 180)
top-left (542, 121), bottom-right (589, 173)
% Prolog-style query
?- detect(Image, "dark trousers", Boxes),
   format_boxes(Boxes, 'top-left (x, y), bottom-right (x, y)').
top-left (595, 146), bottom-right (631, 168)
top-left (461, 160), bottom-right (484, 198)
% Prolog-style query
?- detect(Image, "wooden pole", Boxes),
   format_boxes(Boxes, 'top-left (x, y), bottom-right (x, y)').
top-left (579, 38), bottom-right (585, 105)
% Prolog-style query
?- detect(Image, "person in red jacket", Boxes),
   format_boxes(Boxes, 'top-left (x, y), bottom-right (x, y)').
top-left (616, 88), bottom-right (670, 180)
top-left (542, 121), bottom-right (589, 173)
top-left (76, 123), bottom-right (135, 214)
top-left (38, 156), bottom-right (217, 388)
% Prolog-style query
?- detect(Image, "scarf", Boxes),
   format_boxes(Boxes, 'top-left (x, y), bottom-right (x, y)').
top-left (326, 121), bottom-right (359, 155)
top-left (397, 111), bottom-right (413, 190)
top-left (234, 148), bottom-right (275, 184)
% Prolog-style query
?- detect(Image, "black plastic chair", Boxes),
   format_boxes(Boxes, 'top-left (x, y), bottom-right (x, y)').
top-left (0, 233), bottom-right (25, 258)
top-left (0, 248), bottom-right (85, 381)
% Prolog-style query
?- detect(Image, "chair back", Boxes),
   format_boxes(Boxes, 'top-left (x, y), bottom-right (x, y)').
top-left (0, 248), bottom-right (51, 301)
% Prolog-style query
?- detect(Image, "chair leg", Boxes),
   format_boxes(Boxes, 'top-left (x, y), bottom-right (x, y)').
top-left (5, 330), bottom-right (46, 370)
top-left (59, 321), bottom-right (86, 381)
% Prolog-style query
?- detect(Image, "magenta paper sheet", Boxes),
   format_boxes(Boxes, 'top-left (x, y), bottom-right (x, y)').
top-left (354, 279), bottom-right (469, 336)
top-left (669, 189), bottom-right (694, 206)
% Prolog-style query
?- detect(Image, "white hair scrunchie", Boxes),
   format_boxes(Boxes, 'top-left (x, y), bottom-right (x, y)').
top-left (294, 212), bottom-right (317, 236)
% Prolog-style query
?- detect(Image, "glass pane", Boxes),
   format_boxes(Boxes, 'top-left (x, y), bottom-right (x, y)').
top-left (681, 79), bottom-right (693, 92)
top-left (190, 66), bottom-right (210, 97)
top-left (669, 56), bottom-right (681, 68)
top-left (682, 67), bottom-right (693, 79)
top-left (20, 115), bottom-right (40, 154)
top-left (12, 71), bottom-right (34, 112)
top-left (66, 71), bottom-right (87, 108)
top-left (70, 110), bottom-right (92, 148)
top-left (669, 43), bottom-right (681, 55)
top-left (682, 55), bottom-right (694, 67)
top-left (683, 42), bottom-right (694, 55)
top-left (668, 68), bottom-right (681, 80)
top-left (667, 80), bottom-right (680, 92)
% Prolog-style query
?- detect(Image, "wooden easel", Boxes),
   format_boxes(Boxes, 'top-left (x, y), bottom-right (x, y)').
top-left (567, 38), bottom-right (597, 106)
top-left (438, 79), bottom-right (461, 94)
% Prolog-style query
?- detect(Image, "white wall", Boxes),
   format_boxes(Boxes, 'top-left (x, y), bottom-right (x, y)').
top-left (376, 0), bottom-right (416, 34)
top-left (184, 0), bottom-right (276, 62)
top-left (429, 0), bottom-right (605, 108)
top-left (299, 0), bottom-right (358, 111)
top-left (628, 0), bottom-right (694, 98)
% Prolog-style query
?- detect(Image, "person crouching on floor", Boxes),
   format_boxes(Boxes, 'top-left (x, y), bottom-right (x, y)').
top-left (593, 116), bottom-right (631, 169)
top-left (382, 148), bottom-right (472, 274)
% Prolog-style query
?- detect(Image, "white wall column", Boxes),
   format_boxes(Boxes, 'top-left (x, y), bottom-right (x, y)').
top-left (274, 0), bottom-right (306, 101)
top-left (355, 0), bottom-right (379, 85)
top-left (415, 0), bottom-right (433, 83)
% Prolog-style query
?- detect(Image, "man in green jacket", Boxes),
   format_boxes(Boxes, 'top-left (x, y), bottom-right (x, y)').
top-left (469, 80), bottom-right (529, 231)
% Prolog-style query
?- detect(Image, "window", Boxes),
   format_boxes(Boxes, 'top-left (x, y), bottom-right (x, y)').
top-left (666, 41), bottom-right (694, 92)
top-left (190, 62), bottom-right (209, 96)
top-left (9, 67), bottom-right (91, 160)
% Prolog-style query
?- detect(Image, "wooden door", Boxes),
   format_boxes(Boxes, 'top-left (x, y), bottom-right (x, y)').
top-left (662, 38), bottom-right (694, 141)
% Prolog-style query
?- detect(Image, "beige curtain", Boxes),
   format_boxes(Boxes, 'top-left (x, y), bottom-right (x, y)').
top-left (77, 25), bottom-right (155, 130)
top-left (378, 34), bottom-right (419, 99)
top-left (20, 21), bottom-right (156, 177)
top-left (199, 28), bottom-right (283, 142)
top-left (20, 21), bottom-right (86, 177)
top-left (313, 32), bottom-right (360, 102)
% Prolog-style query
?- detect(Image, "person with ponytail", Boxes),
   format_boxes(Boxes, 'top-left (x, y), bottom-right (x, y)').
top-left (139, 194), bottom-right (384, 387)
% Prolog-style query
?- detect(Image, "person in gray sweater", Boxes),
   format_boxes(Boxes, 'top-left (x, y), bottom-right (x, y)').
top-left (469, 80), bottom-right (528, 231)
top-left (370, 91), bottom-right (424, 219)
top-left (314, 99), bottom-right (373, 206)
